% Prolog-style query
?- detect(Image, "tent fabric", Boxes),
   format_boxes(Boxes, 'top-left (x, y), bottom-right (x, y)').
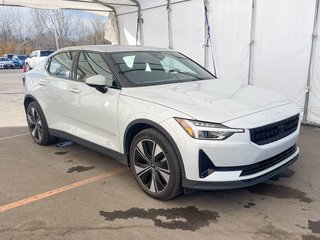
top-left (207, 0), bottom-right (252, 87)
top-left (1, 0), bottom-right (320, 125)
top-left (251, 0), bottom-right (316, 112)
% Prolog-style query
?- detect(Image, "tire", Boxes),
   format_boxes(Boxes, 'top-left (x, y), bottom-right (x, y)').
top-left (129, 128), bottom-right (182, 200)
top-left (26, 63), bottom-right (32, 71)
top-left (26, 101), bottom-right (54, 145)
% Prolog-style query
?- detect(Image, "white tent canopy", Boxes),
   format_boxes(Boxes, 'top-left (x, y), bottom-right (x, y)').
top-left (1, 0), bottom-right (320, 125)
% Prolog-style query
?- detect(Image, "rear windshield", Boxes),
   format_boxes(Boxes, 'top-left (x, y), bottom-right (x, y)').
top-left (108, 51), bottom-right (214, 87)
top-left (40, 51), bottom-right (54, 57)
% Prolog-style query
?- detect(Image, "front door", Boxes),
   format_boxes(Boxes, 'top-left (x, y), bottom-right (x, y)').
top-left (64, 51), bottom-right (121, 153)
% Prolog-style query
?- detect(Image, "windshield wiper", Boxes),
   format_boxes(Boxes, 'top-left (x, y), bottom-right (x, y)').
top-left (168, 69), bottom-right (203, 80)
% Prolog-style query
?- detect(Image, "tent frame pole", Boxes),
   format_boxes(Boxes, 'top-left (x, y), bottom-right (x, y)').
top-left (167, 0), bottom-right (173, 49)
top-left (303, 0), bottom-right (319, 122)
top-left (248, 0), bottom-right (256, 85)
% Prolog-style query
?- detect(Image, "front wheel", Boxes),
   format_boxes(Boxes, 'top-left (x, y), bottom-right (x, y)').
top-left (129, 128), bottom-right (182, 200)
top-left (26, 101), bottom-right (54, 145)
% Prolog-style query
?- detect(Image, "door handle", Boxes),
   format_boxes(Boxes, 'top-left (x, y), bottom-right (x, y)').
top-left (39, 80), bottom-right (47, 86)
top-left (69, 88), bottom-right (81, 94)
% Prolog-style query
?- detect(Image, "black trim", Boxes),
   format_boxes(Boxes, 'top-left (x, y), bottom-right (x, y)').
top-left (49, 129), bottom-right (127, 165)
top-left (123, 119), bottom-right (187, 182)
top-left (183, 153), bottom-right (299, 190)
top-left (197, 145), bottom-right (297, 176)
top-left (250, 114), bottom-right (299, 145)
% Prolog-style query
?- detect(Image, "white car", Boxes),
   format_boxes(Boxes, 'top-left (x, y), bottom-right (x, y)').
top-left (25, 50), bottom-right (54, 71)
top-left (23, 45), bottom-right (300, 200)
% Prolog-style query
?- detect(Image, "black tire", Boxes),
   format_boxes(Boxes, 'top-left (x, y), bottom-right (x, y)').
top-left (26, 63), bottom-right (32, 71)
top-left (129, 128), bottom-right (182, 200)
top-left (26, 101), bottom-right (54, 145)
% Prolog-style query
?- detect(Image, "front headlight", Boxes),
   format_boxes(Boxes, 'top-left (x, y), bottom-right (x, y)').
top-left (175, 118), bottom-right (244, 140)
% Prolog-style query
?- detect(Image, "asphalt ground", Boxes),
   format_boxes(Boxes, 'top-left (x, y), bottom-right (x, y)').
top-left (0, 69), bottom-right (320, 240)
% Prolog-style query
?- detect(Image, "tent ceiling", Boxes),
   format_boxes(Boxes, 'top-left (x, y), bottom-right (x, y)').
top-left (0, 0), bottom-right (141, 16)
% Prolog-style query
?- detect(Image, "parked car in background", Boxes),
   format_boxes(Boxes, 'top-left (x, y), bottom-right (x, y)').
top-left (23, 45), bottom-right (300, 200)
top-left (3, 54), bottom-right (14, 60)
top-left (25, 50), bottom-right (54, 71)
top-left (12, 55), bottom-right (27, 68)
top-left (0, 57), bottom-right (15, 69)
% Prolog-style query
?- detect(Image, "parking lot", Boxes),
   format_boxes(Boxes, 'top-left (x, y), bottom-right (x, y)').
top-left (0, 69), bottom-right (319, 240)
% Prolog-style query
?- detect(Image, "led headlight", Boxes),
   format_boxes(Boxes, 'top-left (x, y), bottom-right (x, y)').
top-left (175, 118), bottom-right (244, 140)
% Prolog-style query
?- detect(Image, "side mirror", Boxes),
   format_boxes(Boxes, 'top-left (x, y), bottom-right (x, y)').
top-left (85, 75), bottom-right (108, 93)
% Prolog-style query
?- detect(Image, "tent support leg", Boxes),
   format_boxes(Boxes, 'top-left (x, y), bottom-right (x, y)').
top-left (303, 0), bottom-right (319, 122)
top-left (167, 0), bottom-right (173, 49)
top-left (248, 0), bottom-right (256, 85)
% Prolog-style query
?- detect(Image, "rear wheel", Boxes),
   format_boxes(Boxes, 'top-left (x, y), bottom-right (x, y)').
top-left (129, 128), bottom-right (182, 200)
top-left (26, 63), bottom-right (32, 71)
top-left (26, 101), bottom-right (54, 145)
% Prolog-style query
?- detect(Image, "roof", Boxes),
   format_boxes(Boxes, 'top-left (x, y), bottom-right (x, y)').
top-left (56, 45), bottom-right (174, 53)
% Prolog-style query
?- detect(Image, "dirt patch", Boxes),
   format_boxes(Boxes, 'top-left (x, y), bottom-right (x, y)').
top-left (67, 165), bottom-right (95, 173)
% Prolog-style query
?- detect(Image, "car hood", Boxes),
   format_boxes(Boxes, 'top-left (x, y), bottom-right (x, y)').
top-left (120, 79), bottom-right (292, 123)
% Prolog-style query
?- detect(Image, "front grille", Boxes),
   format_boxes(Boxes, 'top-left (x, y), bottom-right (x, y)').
top-left (240, 145), bottom-right (297, 176)
top-left (250, 114), bottom-right (299, 145)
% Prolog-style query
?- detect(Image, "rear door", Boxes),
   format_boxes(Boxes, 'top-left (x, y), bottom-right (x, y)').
top-left (64, 51), bottom-right (121, 152)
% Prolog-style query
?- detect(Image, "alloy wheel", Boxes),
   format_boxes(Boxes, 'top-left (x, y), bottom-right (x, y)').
top-left (27, 106), bottom-right (43, 142)
top-left (133, 139), bottom-right (170, 193)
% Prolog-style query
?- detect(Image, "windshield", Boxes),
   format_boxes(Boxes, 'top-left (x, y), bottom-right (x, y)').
top-left (108, 51), bottom-right (214, 87)
top-left (40, 51), bottom-right (54, 57)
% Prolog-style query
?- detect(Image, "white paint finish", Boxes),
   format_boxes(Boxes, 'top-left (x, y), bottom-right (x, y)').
top-left (121, 79), bottom-right (292, 123)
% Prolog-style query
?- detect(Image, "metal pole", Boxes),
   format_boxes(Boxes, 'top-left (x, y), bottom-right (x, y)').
top-left (303, 0), bottom-right (319, 122)
top-left (167, 0), bottom-right (173, 49)
top-left (248, 0), bottom-right (257, 85)
top-left (204, 0), bottom-right (208, 68)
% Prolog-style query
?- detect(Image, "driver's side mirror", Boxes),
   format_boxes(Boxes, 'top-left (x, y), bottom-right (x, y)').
top-left (85, 75), bottom-right (108, 93)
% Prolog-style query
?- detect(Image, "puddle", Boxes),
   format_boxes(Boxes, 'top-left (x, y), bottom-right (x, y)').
top-left (54, 151), bottom-right (68, 155)
top-left (99, 206), bottom-right (219, 231)
top-left (67, 165), bottom-right (95, 173)
top-left (301, 235), bottom-right (320, 240)
top-left (270, 169), bottom-right (295, 181)
top-left (308, 220), bottom-right (320, 234)
top-left (243, 202), bottom-right (256, 208)
top-left (245, 183), bottom-right (312, 203)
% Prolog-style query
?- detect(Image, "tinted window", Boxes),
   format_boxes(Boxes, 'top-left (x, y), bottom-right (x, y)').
top-left (48, 52), bottom-right (74, 78)
top-left (40, 51), bottom-right (54, 57)
top-left (109, 51), bottom-right (214, 87)
top-left (76, 52), bottom-right (115, 87)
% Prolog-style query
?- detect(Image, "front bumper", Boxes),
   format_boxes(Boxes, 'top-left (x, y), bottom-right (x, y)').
top-left (161, 105), bottom-right (300, 190)
top-left (183, 150), bottom-right (298, 190)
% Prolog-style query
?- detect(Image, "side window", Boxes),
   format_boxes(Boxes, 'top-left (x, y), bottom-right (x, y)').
top-left (48, 52), bottom-right (74, 78)
top-left (76, 52), bottom-right (115, 87)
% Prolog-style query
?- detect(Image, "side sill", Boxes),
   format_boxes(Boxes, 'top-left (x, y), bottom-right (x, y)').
top-left (49, 129), bottom-right (128, 166)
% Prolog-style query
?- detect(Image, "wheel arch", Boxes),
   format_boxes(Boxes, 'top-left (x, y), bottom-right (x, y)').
top-left (123, 119), bottom-right (186, 179)
top-left (24, 94), bottom-right (38, 111)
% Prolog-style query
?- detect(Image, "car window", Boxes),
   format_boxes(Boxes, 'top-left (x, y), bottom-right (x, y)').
top-left (40, 51), bottom-right (54, 57)
top-left (76, 52), bottom-right (116, 87)
top-left (48, 52), bottom-right (74, 78)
